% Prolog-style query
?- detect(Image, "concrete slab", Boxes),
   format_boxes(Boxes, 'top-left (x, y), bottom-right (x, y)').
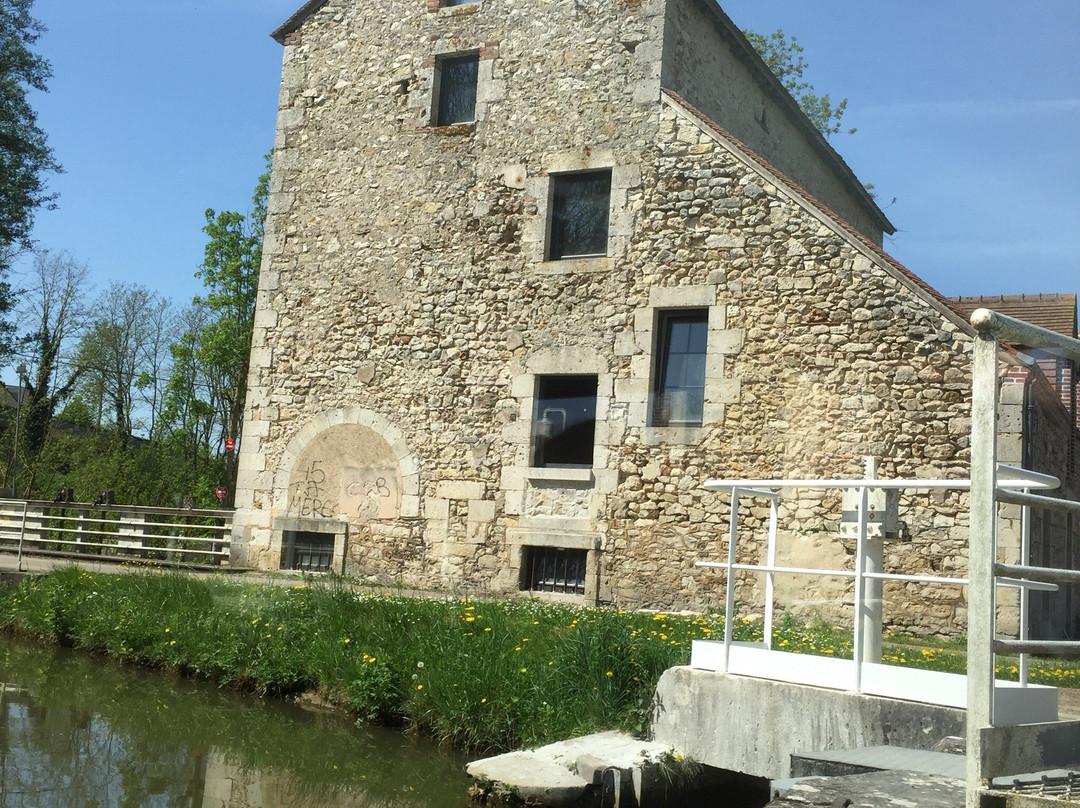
top-left (791, 745), bottom-right (965, 779)
top-left (466, 731), bottom-right (680, 807)
top-left (765, 769), bottom-right (964, 807)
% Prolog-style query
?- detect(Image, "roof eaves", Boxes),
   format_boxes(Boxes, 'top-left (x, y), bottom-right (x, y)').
top-left (271, 0), bottom-right (330, 44)
top-left (688, 0), bottom-right (894, 236)
top-left (660, 89), bottom-right (971, 335)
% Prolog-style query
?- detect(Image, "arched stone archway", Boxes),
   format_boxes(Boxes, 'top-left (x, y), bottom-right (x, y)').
top-left (272, 407), bottom-right (420, 522)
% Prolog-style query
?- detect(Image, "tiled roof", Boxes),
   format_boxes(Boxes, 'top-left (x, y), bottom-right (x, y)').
top-left (661, 89), bottom-right (974, 334)
top-left (948, 294), bottom-right (1078, 340)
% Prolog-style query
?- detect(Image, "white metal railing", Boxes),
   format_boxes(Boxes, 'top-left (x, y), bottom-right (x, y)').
top-left (0, 498), bottom-right (234, 567)
top-left (697, 464), bottom-right (1059, 694)
top-left (967, 308), bottom-right (1080, 804)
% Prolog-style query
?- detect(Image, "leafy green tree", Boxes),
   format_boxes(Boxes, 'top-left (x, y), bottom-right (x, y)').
top-left (0, 0), bottom-right (60, 355)
top-left (162, 157), bottom-right (268, 503)
top-left (744, 28), bottom-right (852, 138)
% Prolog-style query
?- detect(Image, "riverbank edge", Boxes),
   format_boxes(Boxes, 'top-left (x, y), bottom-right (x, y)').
top-left (0, 565), bottom-right (708, 755)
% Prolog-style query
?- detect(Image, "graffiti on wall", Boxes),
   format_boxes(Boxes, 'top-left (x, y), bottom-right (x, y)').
top-left (288, 460), bottom-right (335, 518)
top-left (341, 466), bottom-right (400, 520)
top-left (287, 459), bottom-right (401, 521)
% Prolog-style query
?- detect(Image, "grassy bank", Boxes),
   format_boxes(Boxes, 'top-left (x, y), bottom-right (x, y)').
top-left (0, 567), bottom-right (736, 751)
top-left (1, 567), bottom-right (1077, 753)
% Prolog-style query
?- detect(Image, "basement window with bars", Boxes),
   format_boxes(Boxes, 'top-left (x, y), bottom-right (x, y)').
top-left (280, 531), bottom-right (334, 573)
top-left (523, 546), bottom-right (587, 595)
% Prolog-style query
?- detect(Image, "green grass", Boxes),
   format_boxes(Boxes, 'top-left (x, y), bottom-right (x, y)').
top-left (2, 567), bottom-right (1078, 754)
top-left (0, 567), bottom-right (747, 751)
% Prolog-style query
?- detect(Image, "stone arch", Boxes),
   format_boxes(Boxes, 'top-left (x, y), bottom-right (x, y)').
top-left (272, 407), bottom-right (420, 521)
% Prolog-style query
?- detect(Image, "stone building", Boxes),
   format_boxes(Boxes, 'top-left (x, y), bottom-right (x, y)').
top-left (231, 0), bottom-right (1080, 638)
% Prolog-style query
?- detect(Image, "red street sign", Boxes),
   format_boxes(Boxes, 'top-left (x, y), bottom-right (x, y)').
top-left (215, 485), bottom-right (228, 501)
top-left (225, 438), bottom-right (236, 452)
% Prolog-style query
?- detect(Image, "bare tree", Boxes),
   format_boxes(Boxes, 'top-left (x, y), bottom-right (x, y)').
top-left (16, 250), bottom-right (90, 476)
top-left (75, 283), bottom-right (170, 446)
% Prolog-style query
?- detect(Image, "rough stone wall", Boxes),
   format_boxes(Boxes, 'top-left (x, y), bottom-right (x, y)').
top-left (659, 0), bottom-right (887, 243)
top-left (235, 0), bottom-right (670, 578)
top-left (233, 0), bottom-right (1074, 641)
top-left (600, 101), bottom-right (976, 636)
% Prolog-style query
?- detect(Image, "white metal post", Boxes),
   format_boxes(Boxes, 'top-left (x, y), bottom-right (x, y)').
top-left (967, 331), bottom-right (1000, 806)
top-left (861, 457), bottom-right (884, 666)
top-left (722, 488), bottom-right (740, 672)
top-left (1019, 494), bottom-right (1031, 686)
top-left (764, 496), bottom-right (778, 650)
top-left (852, 485), bottom-right (868, 692)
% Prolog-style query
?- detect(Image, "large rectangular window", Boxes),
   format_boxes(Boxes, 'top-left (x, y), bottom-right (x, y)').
top-left (547, 171), bottom-right (611, 260)
top-left (653, 310), bottom-right (708, 427)
top-left (434, 53), bottom-right (479, 126)
top-left (531, 374), bottom-right (597, 468)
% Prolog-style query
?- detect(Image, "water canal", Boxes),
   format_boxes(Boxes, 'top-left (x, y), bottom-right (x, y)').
top-left (0, 637), bottom-right (472, 807)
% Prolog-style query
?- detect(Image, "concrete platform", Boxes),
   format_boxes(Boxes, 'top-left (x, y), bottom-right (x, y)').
top-left (466, 731), bottom-right (707, 807)
top-left (766, 769), bottom-right (964, 807)
top-left (791, 745), bottom-right (966, 779)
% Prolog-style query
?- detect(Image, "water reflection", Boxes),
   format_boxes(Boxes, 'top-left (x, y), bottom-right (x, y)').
top-left (0, 639), bottom-right (471, 807)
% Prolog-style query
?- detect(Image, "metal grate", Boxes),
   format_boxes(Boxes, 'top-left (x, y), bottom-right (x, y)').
top-left (524, 546), bottom-right (587, 595)
top-left (280, 531), bottom-right (333, 573)
top-left (990, 772), bottom-right (1080, 799)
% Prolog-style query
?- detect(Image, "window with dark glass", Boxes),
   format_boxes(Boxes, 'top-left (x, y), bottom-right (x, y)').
top-left (523, 546), bottom-right (587, 595)
top-left (547, 170), bottom-right (611, 260)
top-left (442, 0), bottom-right (480, 6)
top-left (653, 310), bottom-right (708, 427)
top-left (531, 375), bottom-right (597, 468)
top-left (435, 53), bottom-right (479, 126)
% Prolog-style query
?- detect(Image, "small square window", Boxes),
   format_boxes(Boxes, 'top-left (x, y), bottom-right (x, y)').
top-left (531, 374), bottom-right (597, 468)
top-left (653, 310), bottom-right (708, 427)
top-left (523, 546), bottom-right (587, 595)
top-left (547, 171), bottom-right (611, 260)
top-left (280, 531), bottom-right (334, 573)
top-left (434, 53), bottom-right (479, 126)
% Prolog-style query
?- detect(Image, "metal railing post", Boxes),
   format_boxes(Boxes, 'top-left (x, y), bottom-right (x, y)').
top-left (852, 485), bottom-right (868, 692)
top-left (722, 488), bottom-right (739, 672)
top-left (861, 456), bottom-right (884, 668)
top-left (967, 330), bottom-right (1000, 805)
top-left (764, 496), bottom-right (778, 650)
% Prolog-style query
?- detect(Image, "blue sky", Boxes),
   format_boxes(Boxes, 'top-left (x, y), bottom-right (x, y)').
top-left (13, 0), bottom-right (1080, 311)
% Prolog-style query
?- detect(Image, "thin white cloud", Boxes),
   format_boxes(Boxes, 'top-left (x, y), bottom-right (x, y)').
top-left (862, 98), bottom-right (1080, 118)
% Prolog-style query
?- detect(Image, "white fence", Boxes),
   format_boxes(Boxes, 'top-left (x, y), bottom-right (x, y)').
top-left (0, 498), bottom-right (234, 567)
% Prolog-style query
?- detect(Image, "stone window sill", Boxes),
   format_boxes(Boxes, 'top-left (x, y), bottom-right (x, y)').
top-left (435, 2), bottom-right (482, 16)
top-left (535, 256), bottom-right (613, 275)
top-left (641, 426), bottom-right (707, 446)
top-left (421, 122), bottom-right (476, 136)
top-left (526, 467), bottom-right (594, 486)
